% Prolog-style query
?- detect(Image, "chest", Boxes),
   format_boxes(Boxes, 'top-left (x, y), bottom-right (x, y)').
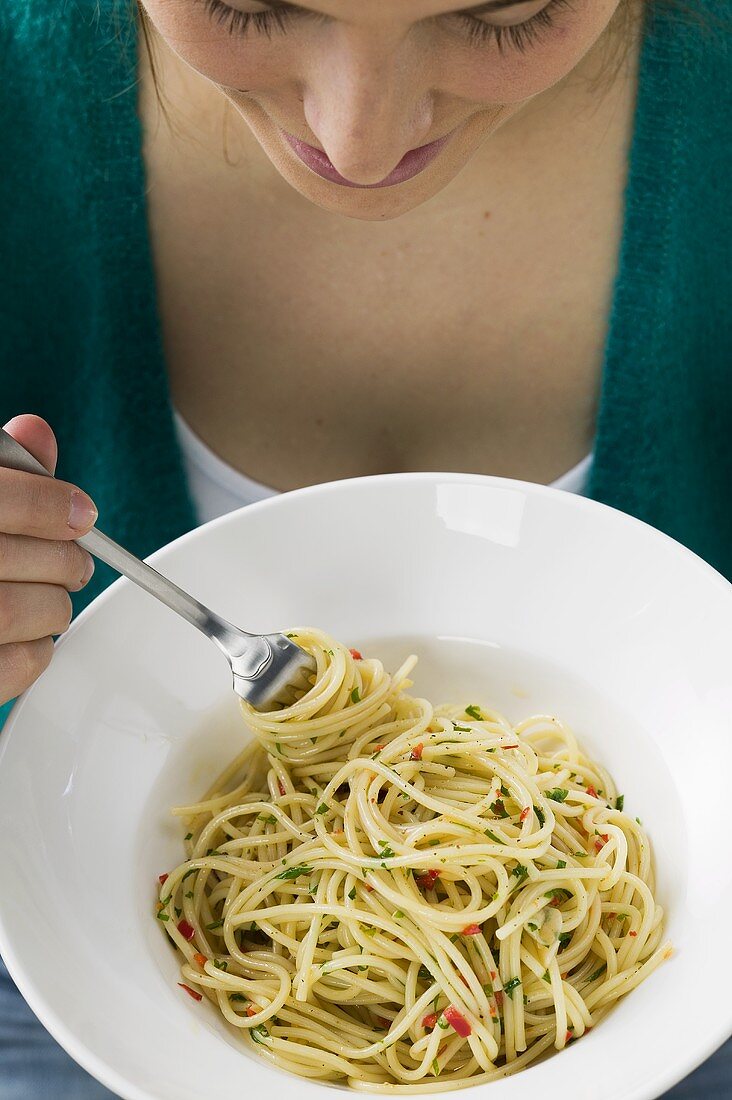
top-left (139, 48), bottom-right (637, 491)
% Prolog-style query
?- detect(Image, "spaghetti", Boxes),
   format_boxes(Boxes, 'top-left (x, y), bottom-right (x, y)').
top-left (157, 628), bottom-right (670, 1091)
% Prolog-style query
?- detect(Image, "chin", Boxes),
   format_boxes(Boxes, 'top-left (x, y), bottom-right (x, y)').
top-left (269, 161), bottom-right (472, 222)
top-left (228, 99), bottom-right (511, 221)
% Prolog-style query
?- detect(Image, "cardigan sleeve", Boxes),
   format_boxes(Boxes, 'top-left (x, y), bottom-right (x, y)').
top-left (0, 1), bottom-right (197, 737)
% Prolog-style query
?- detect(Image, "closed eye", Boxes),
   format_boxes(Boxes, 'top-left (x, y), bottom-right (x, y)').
top-left (199, 0), bottom-right (571, 53)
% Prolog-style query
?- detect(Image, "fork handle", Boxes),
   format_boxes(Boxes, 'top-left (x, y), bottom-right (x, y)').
top-left (78, 528), bottom-right (238, 646)
top-left (0, 427), bottom-right (243, 648)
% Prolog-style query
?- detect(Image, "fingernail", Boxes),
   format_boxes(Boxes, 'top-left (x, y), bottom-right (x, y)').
top-left (80, 553), bottom-right (95, 586)
top-left (68, 491), bottom-right (98, 533)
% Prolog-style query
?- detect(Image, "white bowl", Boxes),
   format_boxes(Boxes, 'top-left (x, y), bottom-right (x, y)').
top-left (0, 473), bottom-right (731, 1100)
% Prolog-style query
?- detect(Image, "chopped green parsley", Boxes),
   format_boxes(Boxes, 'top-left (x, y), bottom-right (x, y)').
top-left (274, 865), bottom-right (312, 881)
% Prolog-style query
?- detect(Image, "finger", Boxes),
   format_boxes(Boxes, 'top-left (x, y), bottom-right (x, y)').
top-left (3, 414), bottom-right (58, 476)
top-left (0, 534), bottom-right (94, 591)
top-left (0, 637), bottom-right (54, 705)
top-left (0, 467), bottom-right (97, 539)
top-left (0, 582), bottom-right (72, 644)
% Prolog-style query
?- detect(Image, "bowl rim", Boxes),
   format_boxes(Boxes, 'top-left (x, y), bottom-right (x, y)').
top-left (1, 470), bottom-right (731, 1100)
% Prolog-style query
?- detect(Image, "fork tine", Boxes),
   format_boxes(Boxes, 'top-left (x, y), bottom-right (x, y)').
top-left (231, 635), bottom-right (317, 711)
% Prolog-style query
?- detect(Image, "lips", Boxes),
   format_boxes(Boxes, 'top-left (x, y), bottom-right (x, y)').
top-left (282, 130), bottom-right (453, 188)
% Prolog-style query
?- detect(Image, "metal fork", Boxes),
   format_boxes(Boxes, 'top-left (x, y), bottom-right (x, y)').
top-left (0, 428), bottom-right (316, 711)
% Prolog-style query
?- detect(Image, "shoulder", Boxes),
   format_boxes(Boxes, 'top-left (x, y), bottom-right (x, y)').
top-left (642, 1), bottom-right (732, 151)
top-left (0, 0), bottom-right (138, 144)
top-left (664, 0), bottom-right (732, 79)
top-left (0, 1), bottom-right (135, 70)
top-left (0, 0), bottom-right (139, 241)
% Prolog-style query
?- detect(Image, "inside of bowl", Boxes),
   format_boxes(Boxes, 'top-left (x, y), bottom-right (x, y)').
top-left (137, 632), bottom-right (686, 1090)
top-left (1, 476), bottom-right (731, 1100)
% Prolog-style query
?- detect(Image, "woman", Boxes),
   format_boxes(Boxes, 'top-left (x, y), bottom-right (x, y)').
top-left (0, 0), bottom-right (729, 1095)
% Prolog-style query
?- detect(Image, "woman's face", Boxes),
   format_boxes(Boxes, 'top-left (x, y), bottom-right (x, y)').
top-left (141, 0), bottom-right (624, 219)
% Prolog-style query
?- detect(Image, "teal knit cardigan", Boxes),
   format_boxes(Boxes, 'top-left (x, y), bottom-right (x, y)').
top-left (0, 2), bottom-right (730, 643)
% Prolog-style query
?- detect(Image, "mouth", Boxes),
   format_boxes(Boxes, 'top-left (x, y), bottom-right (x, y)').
top-left (281, 130), bottom-right (454, 189)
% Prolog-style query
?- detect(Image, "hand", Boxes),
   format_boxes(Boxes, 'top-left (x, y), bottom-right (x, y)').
top-left (0, 414), bottom-right (97, 705)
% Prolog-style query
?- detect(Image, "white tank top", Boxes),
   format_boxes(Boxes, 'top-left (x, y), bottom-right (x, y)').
top-left (173, 410), bottom-right (593, 526)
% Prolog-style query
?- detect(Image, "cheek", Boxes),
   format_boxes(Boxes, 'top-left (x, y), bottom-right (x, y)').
top-left (440, 0), bottom-right (622, 105)
top-left (141, 0), bottom-right (284, 91)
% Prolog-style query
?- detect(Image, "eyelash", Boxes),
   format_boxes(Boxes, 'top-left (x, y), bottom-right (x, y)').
top-left (201, 0), bottom-right (570, 55)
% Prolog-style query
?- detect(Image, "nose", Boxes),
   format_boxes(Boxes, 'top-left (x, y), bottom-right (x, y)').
top-left (301, 27), bottom-right (435, 186)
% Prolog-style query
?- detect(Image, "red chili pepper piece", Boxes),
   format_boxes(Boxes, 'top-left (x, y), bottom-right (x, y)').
top-left (374, 744), bottom-right (385, 751)
top-left (349, 648), bottom-right (363, 660)
top-left (246, 1004), bottom-right (260, 1017)
top-left (519, 807), bottom-right (530, 822)
top-left (178, 983), bottom-right (202, 1002)
top-left (502, 744), bottom-right (519, 750)
top-left (177, 919), bottom-right (195, 941)
top-left (277, 780), bottom-right (286, 797)
top-left (462, 924), bottom-right (482, 936)
top-left (415, 869), bottom-right (441, 890)
top-left (444, 1005), bottom-right (472, 1037)
top-left (629, 930), bottom-right (638, 937)
top-left (565, 1029), bottom-right (573, 1043)
top-left (586, 784), bottom-right (598, 799)
top-left (410, 743), bottom-right (424, 761)
top-left (421, 1013), bottom-right (438, 1029)
top-left (193, 953), bottom-right (207, 967)
top-left (158, 873), bottom-right (169, 885)
top-left (494, 990), bottom-right (504, 1007)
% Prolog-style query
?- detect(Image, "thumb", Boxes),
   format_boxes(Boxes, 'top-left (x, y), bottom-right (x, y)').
top-left (2, 414), bottom-right (58, 476)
